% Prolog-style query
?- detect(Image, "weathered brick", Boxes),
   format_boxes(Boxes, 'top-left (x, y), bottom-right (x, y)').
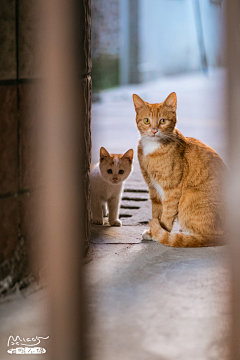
top-left (20, 191), bottom-right (40, 242)
top-left (19, 83), bottom-right (42, 190)
top-left (18, 0), bottom-right (42, 79)
top-left (0, 85), bottom-right (18, 194)
top-left (0, 197), bottom-right (19, 262)
top-left (0, 0), bottom-right (16, 80)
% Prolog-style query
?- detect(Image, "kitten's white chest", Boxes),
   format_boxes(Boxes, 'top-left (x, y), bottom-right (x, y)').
top-left (141, 137), bottom-right (160, 156)
top-left (151, 179), bottom-right (164, 201)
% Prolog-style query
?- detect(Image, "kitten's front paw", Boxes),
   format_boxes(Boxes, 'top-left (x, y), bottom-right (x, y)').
top-left (109, 219), bottom-right (122, 227)
top-left (92, 218), bottom-right (103, 225)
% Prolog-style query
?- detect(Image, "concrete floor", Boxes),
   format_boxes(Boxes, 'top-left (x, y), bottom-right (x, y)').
top-left (86, 229), bottom-right (230, 360)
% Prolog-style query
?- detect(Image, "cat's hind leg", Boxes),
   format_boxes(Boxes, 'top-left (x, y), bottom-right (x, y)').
top-left (160, 188), bottom-right (181, 232)
top-left (149, 219), bottom-right (225, 247)
top-left (142, 191), bottom-right (163, 241)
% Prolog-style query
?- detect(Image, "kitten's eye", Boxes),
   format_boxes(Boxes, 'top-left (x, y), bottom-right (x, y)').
top-left (119, 170), bottom-right (124, 174)
top-left (143, 118), bottom-right (150, 125)
top-left (107, 169), bottom-right (112, 174)
top-left (160, 118), bottom-right (165, 124)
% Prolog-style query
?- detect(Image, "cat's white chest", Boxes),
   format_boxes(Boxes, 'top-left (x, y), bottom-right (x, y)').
top-left (151, 179), bottom-right (164, 201)
top-left (141, 137), bottom-right (160, 156)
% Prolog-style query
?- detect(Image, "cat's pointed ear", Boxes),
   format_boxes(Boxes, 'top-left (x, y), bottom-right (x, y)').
top-left (122, 149), bottom-right (134, 162)
top-left (100, 147), bottom-right (110, 161)
top-left (133, 94), bottom-right (146, 111)
top-left (164, 92), bottom-right (177, 109)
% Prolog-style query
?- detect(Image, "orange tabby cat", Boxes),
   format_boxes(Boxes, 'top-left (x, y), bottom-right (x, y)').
top-left (133, 92), bottom-right (226, 247)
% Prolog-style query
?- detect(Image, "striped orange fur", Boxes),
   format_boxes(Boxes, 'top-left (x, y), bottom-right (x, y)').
top-left (133, 92), bottom-right (226, 247)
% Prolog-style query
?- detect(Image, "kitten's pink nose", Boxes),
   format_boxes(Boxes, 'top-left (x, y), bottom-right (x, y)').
top-left (112, 177), bottom-right (118, 181)
top-left (150, 128), bottom-right (158, 134)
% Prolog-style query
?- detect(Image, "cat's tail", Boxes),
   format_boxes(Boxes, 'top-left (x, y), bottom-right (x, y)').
top-left (149, 219), bottom-right (227, 247)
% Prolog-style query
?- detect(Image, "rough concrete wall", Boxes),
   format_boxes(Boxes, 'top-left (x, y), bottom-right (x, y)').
top-left (0, 0), bottom-right (91, 291)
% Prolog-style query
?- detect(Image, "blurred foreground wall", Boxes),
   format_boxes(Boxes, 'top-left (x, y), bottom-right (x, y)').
top-left (0, 0), bottom-right (92, 291)
top-left (0, 1), bottom-right (42, 290)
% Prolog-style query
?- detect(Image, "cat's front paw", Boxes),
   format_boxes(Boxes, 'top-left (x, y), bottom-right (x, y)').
top-left (142, 229), bottom-right (158, 241)
top-left (92, 218), bottom-right (103, 225)
top-left (160, 219), bottom-right (172, 232)
top-left (142, 229), bottom-right (152, 240)
top-left (109, 219), bottom-right (122, 227)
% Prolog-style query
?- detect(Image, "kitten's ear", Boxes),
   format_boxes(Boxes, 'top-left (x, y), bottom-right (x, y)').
top-left (100, 147), bottom-right (110, 161)
top-left (164, 92), bottom-right (177, 109)
top-left (122, 149), bottom-right (134, 161)
top-left (133, 94), bottom-right (146, 111)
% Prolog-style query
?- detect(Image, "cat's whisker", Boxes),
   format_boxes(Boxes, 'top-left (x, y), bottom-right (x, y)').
top-left (161, 132), bottom-right (185, 147)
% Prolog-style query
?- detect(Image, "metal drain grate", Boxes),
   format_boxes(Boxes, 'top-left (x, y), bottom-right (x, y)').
top-left (120, 205), bottom-right (140, 210)
top-left (121, 196), bottom-right (148, 201)
top-left (123, 189), bottom-right (149, 193)
top-left (119, 188), bottom-right (151, 226)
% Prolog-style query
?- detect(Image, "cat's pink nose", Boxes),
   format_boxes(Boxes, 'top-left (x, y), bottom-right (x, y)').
top-left (112, 177), bottom-right (118, 181)
top-left (150, 128), bottom-right (158, 134)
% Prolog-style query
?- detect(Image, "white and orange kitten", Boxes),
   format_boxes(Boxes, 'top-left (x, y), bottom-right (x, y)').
top-left (90, 147), bottom-right (134, 226)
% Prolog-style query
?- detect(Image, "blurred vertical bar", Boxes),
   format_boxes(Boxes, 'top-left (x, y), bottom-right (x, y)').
top-left (120, 0), bottom-right (130, 85)
top-left (39, 0), bottom-right (91, 359)
top-left (129, 0), bottom-right (139, 84)
top-left (192, 0), bottom-right (208, 73)
top-left (226, 0), bottom-right (240, 359)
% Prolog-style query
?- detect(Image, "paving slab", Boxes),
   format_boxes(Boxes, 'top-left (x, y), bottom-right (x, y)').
top-left (91, 225), bottom-right (143, 244)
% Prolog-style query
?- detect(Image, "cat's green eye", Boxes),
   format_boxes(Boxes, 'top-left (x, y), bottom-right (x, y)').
top-left (160, 118), bottom-right (165, 124)
top-left (143, 118), bottom-right (150, 125)
top-left (119, 169), bottom-right (124, 174)
top-left (107, 169), bottom-right (112, 174)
